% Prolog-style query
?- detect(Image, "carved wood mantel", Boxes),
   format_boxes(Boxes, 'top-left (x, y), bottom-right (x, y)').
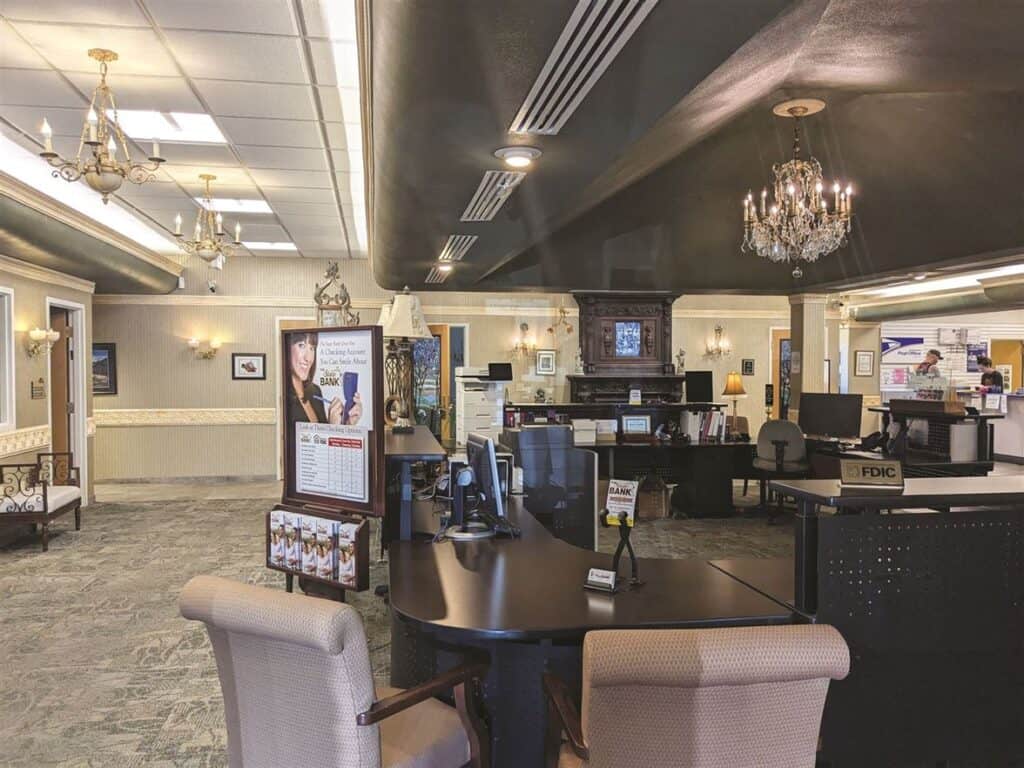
top-left (571, 292), bottom-right (682, 403)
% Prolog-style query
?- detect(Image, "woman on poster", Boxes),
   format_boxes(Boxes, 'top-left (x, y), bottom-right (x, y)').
top-left (286, 332), bottom-right (363, 425)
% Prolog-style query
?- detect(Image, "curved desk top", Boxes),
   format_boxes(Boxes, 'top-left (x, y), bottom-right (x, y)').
top-left (388, 497), bottom-right (792, 640)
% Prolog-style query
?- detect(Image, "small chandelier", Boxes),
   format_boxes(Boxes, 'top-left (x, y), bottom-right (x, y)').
top-left (174, 174), bottom-right (241, 270)
top-left (705, 325), bottom-right (731, 359)
top-left (38, 49), bottom-right (165, 203)
top-left (742, 99), bottom-right (854, 278)
top-left (512, 322), bottom-right (537, 358)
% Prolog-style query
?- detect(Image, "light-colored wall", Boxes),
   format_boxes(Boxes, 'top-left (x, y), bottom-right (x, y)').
top-left (0, 256), bottom-right (94, 500)
top-left (93, 258), bottom-right (804, 480)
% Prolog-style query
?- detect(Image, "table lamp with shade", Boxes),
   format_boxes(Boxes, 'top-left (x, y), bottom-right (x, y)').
top-left (378, 287), bottom-right (431, 434)
top-left (722, 371), bottom-right (747, 440)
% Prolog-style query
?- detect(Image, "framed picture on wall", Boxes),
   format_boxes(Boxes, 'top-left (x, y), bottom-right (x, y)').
top-left (232, 353), bottom-right (267, 380)
top-left (855, 350), bottom-right (875, 377)
top-left (92, 343), bottom-right (117, 395)
top-left (536, 349), bottom-right (556, 375)
top-left (741, 358), bottom-right (755, 376)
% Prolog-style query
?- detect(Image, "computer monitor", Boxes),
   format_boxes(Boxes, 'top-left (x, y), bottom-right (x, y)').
top-left (798, 393), bottom-right (864, 439)
top-left (685, 371), bottom-right (714, 403)
top-left (488, 362), bottom-right (513, 381)
top-left (466, 432), bottom-right (505, 519)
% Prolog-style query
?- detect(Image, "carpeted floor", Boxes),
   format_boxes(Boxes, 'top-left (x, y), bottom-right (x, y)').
top-left (0, 497), bottom-right (791, 767)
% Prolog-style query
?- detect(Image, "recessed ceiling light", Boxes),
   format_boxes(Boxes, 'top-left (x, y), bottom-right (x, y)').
top-left (437, 262), bottom-right (453, 273)
top-left (913, 273), bottom-right (928, 281)
top-left (197, 198), bottom-right (272, 214)
top-left (494, 146), bottom-right (542, 169)
top-left (111, 110), bottom-right (226, 144)
top-left (243, 241), bottom-right (297, 251)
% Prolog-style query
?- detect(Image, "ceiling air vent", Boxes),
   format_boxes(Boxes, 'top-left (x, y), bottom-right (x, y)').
top-left (460, 171), bottom-right (526, 222)
top-left (439, 234), bottom-right (478, 261)
top-left (509, 0), bottom-right (660, 135)
top-left (425, 267), bottom-right (450, 285)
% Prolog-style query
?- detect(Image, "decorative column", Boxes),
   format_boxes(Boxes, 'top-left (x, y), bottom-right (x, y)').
top-left (788, 293), bottom-right (829, 422)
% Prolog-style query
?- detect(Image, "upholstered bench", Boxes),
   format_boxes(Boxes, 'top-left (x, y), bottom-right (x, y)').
top-left (0, 452), bottom-right (82, 551)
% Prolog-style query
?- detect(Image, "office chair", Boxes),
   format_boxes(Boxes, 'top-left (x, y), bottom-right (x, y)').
top-left (544, 624), bottom-right (850, 768)
top-left (752, 419), bottom-right (809, 523)
top-left (180, 575), bottom-right (490, 768)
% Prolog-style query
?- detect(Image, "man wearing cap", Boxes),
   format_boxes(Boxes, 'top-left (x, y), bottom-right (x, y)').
top-left (915, 348), bottom-right (943, 377)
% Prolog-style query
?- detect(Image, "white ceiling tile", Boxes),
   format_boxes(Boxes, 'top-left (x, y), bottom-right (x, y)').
top-left (249, 168), bottom-right (332, 188)
top-left (299, 0), bottom-right (356, 41)
top-left (277, 212), bottom-right (342, 229)
top-left (235, 144), bottom-right (326, 170)
top-left (64, 73), bottom-right (202, 113)
top-left (163, 30), bottom-right (306, 84)
top-left (0, 105), bottom-right (79, 137)
top-left (329, 148), bottom-right (361, 172)
top-left (0, 0), bottom-right (149, 26)
top-left (155, 143), bottom-right (239, 166)
top-left (292, 235), bottom-right (347, 250)
top-left (250, 250), bottom-right (303, 258)
top-left (287, 223), bottom-right (344, 240)
top-left (334, 171), bottom-right (365, 203)
top-left (197, 80), bottom-right (315, 120)
top-left (235, 222), bottom-right (290, 240)
top-left (309, 41), bottom-right (359, 88)
top-left (145, 0), bottom-right (299, 35)
top-left (317, 86), bottom-right (344, 122)
top-left (164, 164), bottom-right (254, 188)
top-left (10, 24), bottom-right (179, 76)
top-left (0, 22), bottom-right (48, 69)
top-left (217, 116), bottom-right (322, 148)
top-left (0, 69), bottom-right (84, 108)
top-left (268, 201), bottom-right (337, 216)
top-left (262, 186), bottom-right (335, 204)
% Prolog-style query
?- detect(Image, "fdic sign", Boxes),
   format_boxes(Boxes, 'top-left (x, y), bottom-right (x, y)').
top-left (840, 459), bottom-right (904, 488)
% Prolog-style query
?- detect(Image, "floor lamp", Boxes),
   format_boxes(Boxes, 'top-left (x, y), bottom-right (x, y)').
top-left (378, 287), bottom-right (431, 434)
top-left (722, 371), bottom-right (747, 440)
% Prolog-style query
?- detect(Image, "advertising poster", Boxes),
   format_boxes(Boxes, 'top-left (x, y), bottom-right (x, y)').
top-left (966, 342), bottom-right (988, 372)
top-left (881, 336), bottom-right (927, 362)
top-left (606, 478), bottom-right (639, 527)
top-left (282, 325), bottom-right (383, 515)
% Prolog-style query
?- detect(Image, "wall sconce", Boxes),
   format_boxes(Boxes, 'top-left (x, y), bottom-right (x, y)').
top-left (511, 322), bottom-right (536, 358)
top-left (705, 325), bottom-right (731, 359)
top-left (26, 327), bottom-right (60, 358)
top-left (188, 337), bottom-right (221, 359)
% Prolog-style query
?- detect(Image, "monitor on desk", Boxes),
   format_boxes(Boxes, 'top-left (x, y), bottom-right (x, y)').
top-left (685, 371), bottom-right (713, 403)
top-left (466, 432), bottom-right (505, 519)
top-left (798, 393), bottom-right (863, 440)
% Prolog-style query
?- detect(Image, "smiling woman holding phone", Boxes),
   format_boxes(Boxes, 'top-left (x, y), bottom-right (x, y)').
top-left (286, 331), bottom-right (363, 425)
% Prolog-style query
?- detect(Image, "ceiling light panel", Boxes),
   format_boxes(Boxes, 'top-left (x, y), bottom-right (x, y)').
top-left (460, 171), bottom-right (526, 222)
top-left (112, 111), bottom-right (227, 144)
top-left (439, 235), bottom-right (478, 262)
top-left (509, 0), bottom-right (660, 135)
top-left (425, 266), bottom-right (451, 285)
top-left (864, 264), bottom-right (1024, 298)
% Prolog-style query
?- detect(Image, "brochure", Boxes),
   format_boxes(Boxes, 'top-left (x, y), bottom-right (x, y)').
top-left (606, 478), bottom-right (639, 527)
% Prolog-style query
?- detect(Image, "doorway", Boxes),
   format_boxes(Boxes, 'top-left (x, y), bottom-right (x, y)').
top-left (46, 298), bottom-right (87, 500)
top-left (412, 324), bottom-right (467, 445)
top-left (771, 328), bottom-right (791, 420)
top-left (990, 339), bottom-right (1023, 390)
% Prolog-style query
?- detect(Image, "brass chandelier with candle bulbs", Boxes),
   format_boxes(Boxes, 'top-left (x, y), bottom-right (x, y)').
top-left (174, 174), bottom-right (241, 270)
top-left (742, 99), bottom-right (854, 279)
top-left (38, 49), bottom-right (165, 203)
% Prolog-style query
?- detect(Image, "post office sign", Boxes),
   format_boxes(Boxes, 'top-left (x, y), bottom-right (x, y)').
top-left (840, 459), bottom-right (904, 488)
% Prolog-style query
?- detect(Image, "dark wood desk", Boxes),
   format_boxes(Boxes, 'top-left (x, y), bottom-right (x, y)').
top-left (709, 557), bottom-right (800, 616)
top-left (769, 476), bottom-right (1024, 765)
top-left (389, 496), bottom-right (792, 767)
top-left (386, 426), bottom-right (445, 541)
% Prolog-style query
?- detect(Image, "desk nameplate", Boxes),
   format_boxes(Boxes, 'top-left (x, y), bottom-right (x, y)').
top-left (840, 458), bottom-right (904, 488)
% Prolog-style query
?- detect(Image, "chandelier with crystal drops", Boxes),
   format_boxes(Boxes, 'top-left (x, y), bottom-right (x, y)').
top-left (741, 99), bottom-right (854, 278)
top-left (38, 49), bottom-right (165, 204)
top-left (174, 174), bottom-right (241, 271)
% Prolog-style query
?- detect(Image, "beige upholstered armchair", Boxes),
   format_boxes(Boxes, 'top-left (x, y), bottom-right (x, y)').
top-left (544, 624), bottom-right (849, 768)
top-left (180, 575), bottom-right (490, 768)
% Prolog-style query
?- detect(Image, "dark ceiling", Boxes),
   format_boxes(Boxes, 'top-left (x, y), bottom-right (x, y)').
top-left (368, 0), bottom-right (1024, 294)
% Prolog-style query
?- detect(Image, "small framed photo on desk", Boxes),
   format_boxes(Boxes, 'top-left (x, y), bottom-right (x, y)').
top-left (621, 414), bottom-right (652, 435)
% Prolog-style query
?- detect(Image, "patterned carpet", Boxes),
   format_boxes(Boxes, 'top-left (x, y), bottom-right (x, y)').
top-left (0, 496), bottom-right (791, 767)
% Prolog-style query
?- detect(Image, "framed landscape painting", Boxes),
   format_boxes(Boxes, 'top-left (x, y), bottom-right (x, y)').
top-left (92, 343), bottom-right (117, 395)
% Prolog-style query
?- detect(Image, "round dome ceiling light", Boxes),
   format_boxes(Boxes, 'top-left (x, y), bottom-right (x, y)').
top-left (437, 262), bottom-right (453, 273)
top-left (494, 146), bottom-right (542, 169)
